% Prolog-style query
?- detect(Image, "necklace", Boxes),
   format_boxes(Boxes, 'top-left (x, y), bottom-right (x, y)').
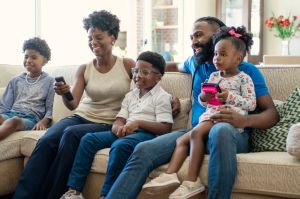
top-left (25, 73), bottom-right (42, 85)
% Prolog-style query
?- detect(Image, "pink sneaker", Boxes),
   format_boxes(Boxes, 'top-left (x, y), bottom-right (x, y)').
top-left (169, 177), bottom-right (205, 199)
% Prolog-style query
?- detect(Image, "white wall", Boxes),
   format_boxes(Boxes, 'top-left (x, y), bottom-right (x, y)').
top-left (264, 0), bottom-right (300, 55)
top-left (182, 0), bottom-right (216, 59)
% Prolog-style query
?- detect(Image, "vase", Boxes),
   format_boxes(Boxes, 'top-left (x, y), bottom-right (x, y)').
top-left (281, 40), bottom-right (290, 55)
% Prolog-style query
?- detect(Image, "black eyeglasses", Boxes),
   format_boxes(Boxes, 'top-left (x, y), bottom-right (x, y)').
top-left (131, 68), bottom-right (160, 77)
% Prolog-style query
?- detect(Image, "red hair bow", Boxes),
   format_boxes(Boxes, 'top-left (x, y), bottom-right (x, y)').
top-left (228, 29), bottom-right (242, 38)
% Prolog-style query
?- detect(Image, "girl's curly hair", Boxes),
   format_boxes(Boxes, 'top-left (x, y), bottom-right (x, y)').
top-left (212, 26), bottom-right (253, 57)
top-left (22, 37), bottom-right (51, 61)
top-left (83, 10), bottom-right (120, 39)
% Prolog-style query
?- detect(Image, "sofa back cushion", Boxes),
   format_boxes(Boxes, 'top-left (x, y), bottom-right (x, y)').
top-left (0, 64), bottom-right (25, 87)
top-left (43, 65), bottom-right (79, 123)
top-left (258, 66), bottom-right (300, 101)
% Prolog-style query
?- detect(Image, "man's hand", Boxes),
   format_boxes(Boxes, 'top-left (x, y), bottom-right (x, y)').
top-left (210, 106), bottom-right (248, 128)
top-left (171, 96), bottom-right (181, 117)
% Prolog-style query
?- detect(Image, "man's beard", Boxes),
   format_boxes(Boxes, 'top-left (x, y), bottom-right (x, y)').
top-left (193, 39), bottom-right (214, 65)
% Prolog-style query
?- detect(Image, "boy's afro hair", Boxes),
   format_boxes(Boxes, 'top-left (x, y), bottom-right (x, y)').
top-left (22, 37), bottom-right (51, 61)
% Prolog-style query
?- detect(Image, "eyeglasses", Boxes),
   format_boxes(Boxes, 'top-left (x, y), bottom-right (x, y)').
top-left (131, 68), bottom-right (160, 77)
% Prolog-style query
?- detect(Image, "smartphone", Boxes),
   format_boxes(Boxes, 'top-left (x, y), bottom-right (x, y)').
top-left (55, 76), bottom-right (74, 101)
top-left (202, 82), bottom-right (223, 106)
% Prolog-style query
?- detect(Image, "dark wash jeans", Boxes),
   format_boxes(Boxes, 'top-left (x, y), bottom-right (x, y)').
top-left (12, 114), bottom-right (112, 199)
top-left (67, 129), bottom-right (156, 197)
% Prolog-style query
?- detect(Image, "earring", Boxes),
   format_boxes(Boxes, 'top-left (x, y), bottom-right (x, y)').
top-left (112, 41), bottom-right (115, 45)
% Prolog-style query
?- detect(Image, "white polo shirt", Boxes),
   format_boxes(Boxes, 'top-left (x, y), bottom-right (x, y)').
top-left (116, 83), bottom-right (173, 124)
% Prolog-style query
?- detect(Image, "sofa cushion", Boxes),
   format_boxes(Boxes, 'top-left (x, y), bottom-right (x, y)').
top-left (286, 123), bottom-right (300, 160)
top-left (172, 98), bottom-right (191, 130)
top-left (20, 131), bottom-right (46, 158)
top-left (252, 88), bottom-right (300, 152)
top-left (0, 131), bottom-right (29, 161)
top-left (146, 152), bottom-right (300, 198)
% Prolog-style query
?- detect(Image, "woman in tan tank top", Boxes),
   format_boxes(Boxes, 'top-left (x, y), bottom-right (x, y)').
top-left (13, 10), bottom-right (135, 199)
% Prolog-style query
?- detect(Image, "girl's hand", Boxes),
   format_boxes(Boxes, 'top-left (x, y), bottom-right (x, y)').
top-left (200, 92), bottom-right (211, 102)
top-left (216, 89), bottom-right (229, 103)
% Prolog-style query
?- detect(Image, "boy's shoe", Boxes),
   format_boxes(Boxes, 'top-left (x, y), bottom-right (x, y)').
top-left (142, 173), bottom-right (180, 193)
top-left (60, 190), bottom-right (84, 199)
top-left (169, 177), bottom-right (205, 199)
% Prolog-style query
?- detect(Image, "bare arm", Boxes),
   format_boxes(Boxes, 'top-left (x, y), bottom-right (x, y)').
top-left (123, 57), bottom-right (136, 78)
top-left (166, 62), bottom-right (181, 72)
top-left (210, 94), bottom-right (279, 129)
top-left (54, 64), bottom-right (86, 110)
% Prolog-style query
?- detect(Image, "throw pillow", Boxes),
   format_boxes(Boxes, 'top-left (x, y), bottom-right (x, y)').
top-left (172, 98), bottom-right (191, 130)
top-left (286, 123), bottom-right (300, 159)
top-left (251, 87), bottom-right (300, 152)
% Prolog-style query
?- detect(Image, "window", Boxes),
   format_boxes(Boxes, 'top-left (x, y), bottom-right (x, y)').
top-left (0, 0), bottom-right (132, 66)
top-left (216, 0), bottom-right (264, 64)
top-left (0, 0), bottom-right (35, 65)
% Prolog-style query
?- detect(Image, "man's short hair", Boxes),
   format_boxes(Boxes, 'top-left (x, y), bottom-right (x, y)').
top-left (195, 17), bottom-right (226, 28)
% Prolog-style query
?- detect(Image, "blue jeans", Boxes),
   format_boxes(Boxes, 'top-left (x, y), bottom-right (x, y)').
top-left (12, 114), bottom-right (112, 199)
top-left (67, 129), bottom-right (156, 197)
top-left (106, 123), bottom-right (250, 199)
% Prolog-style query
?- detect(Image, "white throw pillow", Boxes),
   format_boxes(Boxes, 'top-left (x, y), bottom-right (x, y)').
top-left (286, 123), bottom-right (300, 160)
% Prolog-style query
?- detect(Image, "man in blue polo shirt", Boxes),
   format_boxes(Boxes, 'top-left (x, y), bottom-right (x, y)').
top-left (105, 17), bottom-right (279, 199)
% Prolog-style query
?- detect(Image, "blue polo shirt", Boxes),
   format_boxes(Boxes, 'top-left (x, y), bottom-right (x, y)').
top-left (182, 55), bottom-right (269, 127)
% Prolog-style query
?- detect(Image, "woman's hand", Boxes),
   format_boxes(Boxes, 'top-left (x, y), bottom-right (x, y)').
top-left (54, 81), bottom-right (71, 96)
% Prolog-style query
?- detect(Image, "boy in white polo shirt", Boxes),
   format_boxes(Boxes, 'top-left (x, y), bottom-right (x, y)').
top-left (60, 51), bottom-right (173, 199)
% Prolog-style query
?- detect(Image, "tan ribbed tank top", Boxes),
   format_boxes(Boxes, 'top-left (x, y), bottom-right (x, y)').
top-left (76, 57), bottom-right (131, 124)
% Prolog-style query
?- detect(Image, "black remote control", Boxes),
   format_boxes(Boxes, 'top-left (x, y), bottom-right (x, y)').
top-left (55, 76), bottom-right (74, 101)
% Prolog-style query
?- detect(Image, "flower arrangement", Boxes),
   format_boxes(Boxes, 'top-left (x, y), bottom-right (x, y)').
top-left (264, 13), bottom-right (300, 40)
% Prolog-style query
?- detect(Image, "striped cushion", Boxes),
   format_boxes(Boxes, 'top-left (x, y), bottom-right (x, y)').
top-left (251, 88), bottom-right (300, 152)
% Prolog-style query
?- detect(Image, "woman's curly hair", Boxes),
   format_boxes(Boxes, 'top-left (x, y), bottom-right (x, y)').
top-left (83, 10), bottom-right (120, 39)
top-left (212, 26), bottom-right (253, 57)
top-left (22, 37), bottom-right (51, 61)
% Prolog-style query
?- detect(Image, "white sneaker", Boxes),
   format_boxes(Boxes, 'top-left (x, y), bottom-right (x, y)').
top-left (60, 190), bottom-right (84, 199)
top-left (169, 177), bottom-right (205, 199)
top-left (142, 173), bottom-right (180, 193)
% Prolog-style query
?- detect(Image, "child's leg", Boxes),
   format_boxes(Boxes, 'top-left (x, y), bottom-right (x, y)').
top-left (166, 132), bottom-right (191, 174)
top-left (0, 116), bottom-right (25, 140)
top-left (187, 121), bottom-right (213, 181)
